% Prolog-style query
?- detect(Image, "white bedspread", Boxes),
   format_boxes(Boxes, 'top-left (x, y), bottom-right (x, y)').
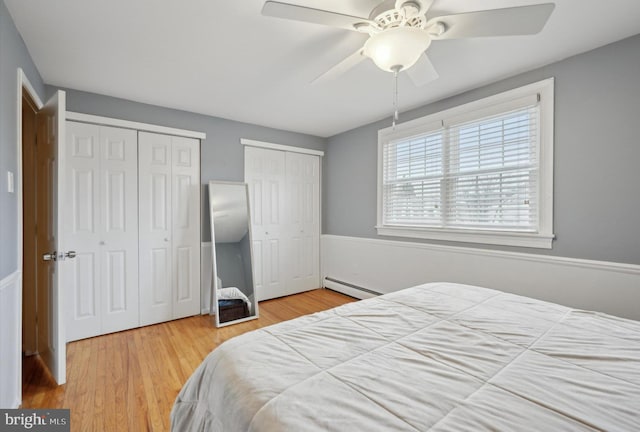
top-left (172, 282), bottom-right (640, 431)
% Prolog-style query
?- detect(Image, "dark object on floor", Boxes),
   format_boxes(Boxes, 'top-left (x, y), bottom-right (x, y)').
top-left (218, 299), bottom-right (249, 322)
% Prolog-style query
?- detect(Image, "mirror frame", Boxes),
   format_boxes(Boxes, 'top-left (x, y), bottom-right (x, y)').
top-left (208, 181), bottom-right (259, 327)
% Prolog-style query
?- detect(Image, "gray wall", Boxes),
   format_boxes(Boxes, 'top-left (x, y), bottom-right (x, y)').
top-left (47, 86), bottom-right (326, 242)
top-left (324, 34), bottom-right (640, 265)
top-left (0, 0), bottom-right (45, 279)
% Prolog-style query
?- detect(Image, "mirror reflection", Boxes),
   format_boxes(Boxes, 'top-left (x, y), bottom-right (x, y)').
top-left (208, 181), bottom-right (258, 326)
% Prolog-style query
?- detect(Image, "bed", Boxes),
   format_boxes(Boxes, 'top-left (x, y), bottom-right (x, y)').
top-left (172, 282), bottom-right (640, 431)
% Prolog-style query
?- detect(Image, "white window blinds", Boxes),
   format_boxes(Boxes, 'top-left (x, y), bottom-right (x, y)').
top-left (383, 130), bottom-right (444, 226)
top-left (382, 103), bottom-right (540, 232)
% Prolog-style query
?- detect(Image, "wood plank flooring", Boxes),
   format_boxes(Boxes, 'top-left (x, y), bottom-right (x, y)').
top-left (22, 288), bottom-right (355, 432)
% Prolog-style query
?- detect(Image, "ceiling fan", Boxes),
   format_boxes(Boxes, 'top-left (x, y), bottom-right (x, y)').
top-left (262, 0), bottom-right (555, 86)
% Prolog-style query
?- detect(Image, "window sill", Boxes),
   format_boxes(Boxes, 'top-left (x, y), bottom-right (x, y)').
top-left (375, 226), bottom-right (555, 249)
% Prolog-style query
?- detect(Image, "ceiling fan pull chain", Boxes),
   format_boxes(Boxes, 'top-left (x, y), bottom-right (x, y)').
top-left (392, 67), bottom-right (400, 129)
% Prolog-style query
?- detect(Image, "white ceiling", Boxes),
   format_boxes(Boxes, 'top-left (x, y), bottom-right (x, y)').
top-left (6, 0), bottom-right (640, 137)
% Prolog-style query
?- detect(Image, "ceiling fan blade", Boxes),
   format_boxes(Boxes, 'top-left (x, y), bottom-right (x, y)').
top-left (406, 52), bottom-right (439, 87)
top-left (312, 48), bottom-right (366, 84)
top-left (428, 3), bottom-right (555, 40)
top-left (262, 1), bottom-right (372, 32)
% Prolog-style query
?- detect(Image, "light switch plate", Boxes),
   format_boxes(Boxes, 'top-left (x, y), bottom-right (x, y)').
top-left (7, 171), bottom-right (14, 193)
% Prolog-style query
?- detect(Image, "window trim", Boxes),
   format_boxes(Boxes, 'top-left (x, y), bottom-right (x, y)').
top-left (376, 78), bottom-right (555, 249)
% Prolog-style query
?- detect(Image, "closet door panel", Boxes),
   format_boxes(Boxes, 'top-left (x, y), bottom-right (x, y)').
top-left (139, 132), bottom-right (173, 326)
top-left (245, 147), bottom-right (287, 301)
top-left (150, 247), bottom-right (171, 303)
top-left (65, 122), bottom-right (102, 341)
top-left (99, 126), bottom-right (139, 333)
top-left (171, 136), bottom-right (201, 319)
top-left (286, 152), bottom-right (320, 295)
top-left (246, 177), bottom-right (266, 295)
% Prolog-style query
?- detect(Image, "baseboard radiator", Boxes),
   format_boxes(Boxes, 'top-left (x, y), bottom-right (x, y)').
top-left (323, 277), bottom-right (381, 300)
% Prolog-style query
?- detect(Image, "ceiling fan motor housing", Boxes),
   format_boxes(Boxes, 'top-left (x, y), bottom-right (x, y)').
top-left (370, 0), bottom-right (426, 31)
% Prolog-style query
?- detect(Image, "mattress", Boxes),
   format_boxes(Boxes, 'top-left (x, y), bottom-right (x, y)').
top-left (172, 282), bottom-right (640, 431)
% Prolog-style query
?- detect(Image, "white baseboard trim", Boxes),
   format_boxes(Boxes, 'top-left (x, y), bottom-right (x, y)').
top-left (322, 235), bottom-right (640, 320)
top-left (324, 278), bottom-right (378, 300)
top-left (0, 270), bottom-right (23, 408)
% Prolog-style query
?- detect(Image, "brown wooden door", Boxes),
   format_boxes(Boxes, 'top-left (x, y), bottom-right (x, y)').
top-left (22, 90), bottom-right (39, 355)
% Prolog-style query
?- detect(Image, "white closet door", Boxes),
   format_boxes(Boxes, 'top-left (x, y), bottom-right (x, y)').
top-left (65, 123), bottom-right (138, 341)
top-left (65, 122), bottom-right (102, 341)
top-left (139, 132), bottom-right (173, 326)
top-left (286, 152), bottom-right (320, 294)
top-left (244, 146), bottom-right (287, 301)
top-left (171, 136), bottom-right (201, 319)
top-left (99, 126), bottom-right (139, 334)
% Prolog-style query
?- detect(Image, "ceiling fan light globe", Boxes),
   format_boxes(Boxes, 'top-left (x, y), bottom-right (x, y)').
top-left (364, 27), bottom-right (431, 72)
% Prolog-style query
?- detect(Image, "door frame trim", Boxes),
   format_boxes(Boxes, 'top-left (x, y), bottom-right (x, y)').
top-left (67, 112), bottom-right (206, 140)
top-left (240, 138), bottom-right (325, 157)
top-left (17, 68), bottom-right (44, 273)
top-left (15, 67), bottom-right (44, 406)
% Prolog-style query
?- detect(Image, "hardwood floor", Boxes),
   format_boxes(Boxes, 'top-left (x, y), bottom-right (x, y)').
top-left (22, 289), bottom-right (355, 432)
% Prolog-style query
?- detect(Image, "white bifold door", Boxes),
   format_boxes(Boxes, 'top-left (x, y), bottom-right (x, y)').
top-left (245, 146), bottom-right (320, 301)
top-left (138, 132), bottom-right (201, 326)
top-left (64, 122), bottom-right (139, 342)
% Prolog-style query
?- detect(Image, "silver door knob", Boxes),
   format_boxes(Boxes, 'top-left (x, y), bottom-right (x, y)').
top-left (99, 241), bottom-right (105, 245)
top-left (43, 252), bottom-right (57, 261)
top-left (65, 251), bottom-right (77, 259)
top-left (164, 238), bottom-right (169, 242)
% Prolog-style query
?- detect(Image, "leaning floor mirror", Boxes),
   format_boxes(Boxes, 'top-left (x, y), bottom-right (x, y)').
top-left (208, 181), bottom-right (259, 327)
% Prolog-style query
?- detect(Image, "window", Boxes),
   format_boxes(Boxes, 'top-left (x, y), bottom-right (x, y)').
top-left (377, 79), bottom-right (554, 248)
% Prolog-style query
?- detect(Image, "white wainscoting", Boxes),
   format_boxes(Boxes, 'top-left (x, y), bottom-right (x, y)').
top-left (201, 242), bottom-right (212, 314)
top-left (322, 235), bottom-right (640, 321)
top-left (0, 270), bottom-right (22, 408)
